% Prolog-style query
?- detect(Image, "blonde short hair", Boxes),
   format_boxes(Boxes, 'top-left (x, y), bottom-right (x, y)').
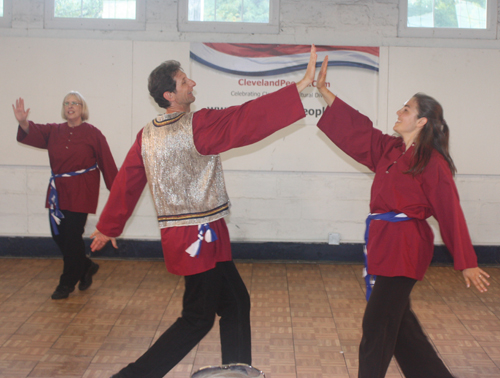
top-left (61, 91), bottom-right (89, 121)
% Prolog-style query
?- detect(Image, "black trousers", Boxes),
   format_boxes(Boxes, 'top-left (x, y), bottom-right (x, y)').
top-left (50, 209), bottom-right (91, 288)
top-left (358, 276), bottom-right (455, 378)
top-left (119, 260), bottom-right (251, 378)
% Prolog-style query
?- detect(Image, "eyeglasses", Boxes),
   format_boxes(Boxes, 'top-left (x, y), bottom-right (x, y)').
top-left (63, 101), bottom-right (82, 107)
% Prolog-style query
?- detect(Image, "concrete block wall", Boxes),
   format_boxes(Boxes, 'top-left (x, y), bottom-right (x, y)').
top-left (1, 0), bottom-right (500, 250)
top-left (3, 164), bottom-right (499, 247)
top-left (224, 171), bottom-right (372, 243)
top-left (225, 171), bottom-right (500, 245)
top-left (455, 175), bottom-right (500, 245)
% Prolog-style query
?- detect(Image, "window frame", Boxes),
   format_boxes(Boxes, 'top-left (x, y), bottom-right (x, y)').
top-left (177, 0), bottom-right (280, 34)
top-left (398, 0), bottom-right (498, 39)
top-left (0, 0), bottom-right (12, 28)
top-left (44, 0), bottom-right (146, 31)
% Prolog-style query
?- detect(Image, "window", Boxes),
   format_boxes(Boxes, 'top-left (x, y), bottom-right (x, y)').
top-left (399, 0), bottom-right (498, 38)
top-left (44, 0), bottom-right (146, 30)
top-left (0, 0), bottom-right (12, 28)
top-left (54, 0), bottom-right (136, 19)
top-left (178, 0), bottom-right (279, 34)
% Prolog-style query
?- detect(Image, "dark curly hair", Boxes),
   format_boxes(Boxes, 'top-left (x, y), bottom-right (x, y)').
top-left (148, 60), bottom-right (182, 109)
top-left (407, 93), bottom-right (457, 176)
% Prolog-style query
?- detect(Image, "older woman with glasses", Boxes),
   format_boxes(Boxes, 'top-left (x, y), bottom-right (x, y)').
top-left (13, 91), bottom-right (118, 299)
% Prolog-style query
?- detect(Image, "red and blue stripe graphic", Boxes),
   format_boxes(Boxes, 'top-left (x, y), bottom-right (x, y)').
top-left (190, 43), bottom-right (379, 76)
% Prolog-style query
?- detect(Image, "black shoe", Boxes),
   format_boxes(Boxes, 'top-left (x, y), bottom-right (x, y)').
top-left (78, 262), bottom-right (99, 291)
top-left (51, 285), bottom-right (74, 300)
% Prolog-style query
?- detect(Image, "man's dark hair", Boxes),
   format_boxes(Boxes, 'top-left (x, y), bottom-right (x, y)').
top-left (148, 60), bottom-right (182, 109)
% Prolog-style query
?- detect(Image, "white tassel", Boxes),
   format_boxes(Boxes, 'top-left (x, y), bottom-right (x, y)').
top-left (186, 239), bottom-right (201, 257)
top-left (51, 213), bottom-right (61, 225)
top-left (205, 229), bottom-right (213, 243)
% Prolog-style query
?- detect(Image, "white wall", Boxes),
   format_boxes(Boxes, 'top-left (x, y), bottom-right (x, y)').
top-left (1, 0), bottom-right (500, 246)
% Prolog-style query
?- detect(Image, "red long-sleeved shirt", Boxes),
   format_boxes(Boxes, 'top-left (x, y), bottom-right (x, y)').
top-left (17, 121), bottom-right (118, 214)
top-left (97, 84), bottom-right (305, 275)
top-left (317, 98), bottom-right (477, 280)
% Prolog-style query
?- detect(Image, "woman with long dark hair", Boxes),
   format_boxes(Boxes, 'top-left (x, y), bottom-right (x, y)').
top-left (315, 56), bottom-right (490, 378)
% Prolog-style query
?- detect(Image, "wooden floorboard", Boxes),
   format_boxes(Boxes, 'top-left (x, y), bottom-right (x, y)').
top-left (0, 258), bottom-right (497, 378)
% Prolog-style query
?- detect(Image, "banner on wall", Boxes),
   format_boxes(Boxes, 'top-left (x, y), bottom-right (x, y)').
top-left (190, 43), bottom-right (379, 76)
top-left (189, 43), bottom-right (379, 172)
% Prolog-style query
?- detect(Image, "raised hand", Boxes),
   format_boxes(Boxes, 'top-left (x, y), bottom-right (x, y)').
top-left (317, 56), bottom-right (328, 91)
top-left (296, 45), bottom-right (318, 93)
top-left (317, 56), bottom-right (336, 106)
top-left (12, 97), bottom-right (30, 132)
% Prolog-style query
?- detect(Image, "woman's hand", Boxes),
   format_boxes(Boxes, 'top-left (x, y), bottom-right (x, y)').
top-left (12, 97), bottom-right (30, 132)
top-left (462, 267), bottom-right (490, 293)
top-left (317, 56), bottom-right (336, 107)
top-left (296, 45), bottom-right (318, 93)
top-left (90, 229), bottom-right (118, 252)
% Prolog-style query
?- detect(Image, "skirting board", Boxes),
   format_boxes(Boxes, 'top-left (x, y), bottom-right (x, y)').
top-left (1, 237), bottom-right (499, 265)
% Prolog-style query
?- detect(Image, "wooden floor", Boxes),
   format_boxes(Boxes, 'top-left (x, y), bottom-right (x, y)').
top-left (0, 258), bottom-right (498, 378)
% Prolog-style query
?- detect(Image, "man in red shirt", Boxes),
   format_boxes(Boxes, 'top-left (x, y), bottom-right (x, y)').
top-left (90, 46), bottom-right (318, 378)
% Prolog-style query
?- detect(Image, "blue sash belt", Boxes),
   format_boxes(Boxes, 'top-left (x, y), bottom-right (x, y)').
top-left (49, 163), bottom-right (98, 235)
top-left (363, 212), bottom-right (411, 300)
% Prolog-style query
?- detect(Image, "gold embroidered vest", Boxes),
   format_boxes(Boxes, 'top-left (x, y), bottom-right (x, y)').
top-left (142, 112), bottom-right (230, 228)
